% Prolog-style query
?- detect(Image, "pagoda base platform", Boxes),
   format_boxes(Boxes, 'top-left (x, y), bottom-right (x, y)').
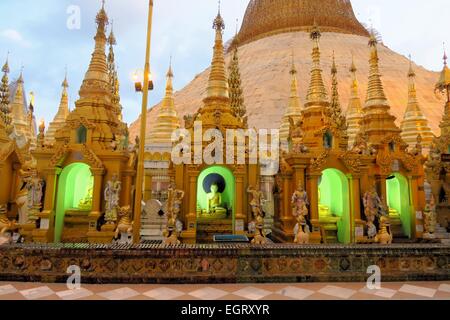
top-left (0, 243), bottom-right (448, 284)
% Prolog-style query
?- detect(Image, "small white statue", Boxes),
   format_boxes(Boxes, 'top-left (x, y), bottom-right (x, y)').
top-left (19, 166), bottom-right (44, 224)
top-left (291, 183), bottom-right (310, 244)
top-left (292, 183), bottom-right (309, 218)
top-left (424, 195), bottom-right (437, 235)
top-left (247, 183), bottom-right (268, 244)
top-left (104, 175), bottom-right (121, 224)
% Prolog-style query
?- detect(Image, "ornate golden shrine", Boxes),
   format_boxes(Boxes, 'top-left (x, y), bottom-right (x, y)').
top-left (273, 28), bottom-right (426, 244)
top-left (426, 52), bottom-right (450, 226)
top-left (29, 3), bottom-right (136, 244)
top-left (0, 1), bottom-right (445, 246)
top-left (170, 12), bottom-right (259, 243)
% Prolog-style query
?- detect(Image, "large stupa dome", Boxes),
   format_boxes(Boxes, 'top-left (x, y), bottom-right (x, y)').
top-left (130, 0), bottom-right (443, 142)
top-left (236, 0), bottom-right (369, 47)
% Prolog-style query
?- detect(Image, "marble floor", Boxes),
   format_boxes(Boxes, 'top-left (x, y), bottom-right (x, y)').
top-left (0, 281), bottom-right (449, 300)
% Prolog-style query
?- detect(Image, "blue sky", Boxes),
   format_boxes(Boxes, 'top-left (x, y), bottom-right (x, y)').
top-left (0, 0), bottom-right (448, 127)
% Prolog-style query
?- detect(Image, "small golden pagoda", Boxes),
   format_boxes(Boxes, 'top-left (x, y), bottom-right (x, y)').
top-left (45, 74), bottom-right (70, 145)
top-left (171, 11), bottom-right (259, 243)
top-left (426, 51), bottom-right (450, 225)
top-left (360, 34), bottom-right (425, 240)
top-left (400, 59), bottom-right (434, 151)
top-left (274, 24), bottom-right (353, 243)
top-left (346, 56), bottom-right (363, 148)
top-left (144, 62), bottom-right (181, 202)
top-left (274, 27), bottom-right (425, 244)
top-left (279, 54), bottom-right (303, 150)
top-left (9, 71), bottom-right (36, 148)
top-left (0, 60), bottom-right (28, 226)
top-left (30, 3), bottom-right (136, 244)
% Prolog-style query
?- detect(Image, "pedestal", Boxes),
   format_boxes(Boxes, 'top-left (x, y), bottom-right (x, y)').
top-left (19, 223), bottom-right (36, 243)
top-left (87, 224), bottom-right (115, 244)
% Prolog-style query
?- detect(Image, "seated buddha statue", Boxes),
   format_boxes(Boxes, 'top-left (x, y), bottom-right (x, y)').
top-left (78, 185), bottom-right (93, 211)
top-left (318, 189), bottom-right (331, 218)
top-left (206, 183), bottom-right (227, 218)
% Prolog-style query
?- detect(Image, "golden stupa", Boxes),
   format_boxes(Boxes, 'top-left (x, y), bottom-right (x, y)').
top-left (130, 0), bottom-right (442, 139)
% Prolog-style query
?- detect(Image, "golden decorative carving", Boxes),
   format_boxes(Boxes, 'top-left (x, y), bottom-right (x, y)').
top-left (310, 151), bottom-right (329, 173)
top-left (376, 150), bottom-right (392, 175)
top-left (339, 151), bottom-right (362, 174)
top-left (49, 143), bottom-right (70, 168)
top-left (82, 145), bottom-right (104, 169)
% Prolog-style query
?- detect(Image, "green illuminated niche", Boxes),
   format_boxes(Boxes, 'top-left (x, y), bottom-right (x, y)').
top-left (386, 173), bottom-right (411, 238)
top-left (54, 163), bottom-right (93, 243)
top-left (197, 166), bottom-right (235, 219)
top-left (319, 168), bottom-right (351, 243)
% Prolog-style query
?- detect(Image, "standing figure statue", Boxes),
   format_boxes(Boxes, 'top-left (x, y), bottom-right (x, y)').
top-left (0, 205), bottom-right (17, 238)
top-left (423, 195), bottom-right (437, 235)
top-left (363, 184), bottom-right (393, 244)
top-left (363, 184), bottom-right (382, 224)
top-left (291, 183), bottom-right (309, 218)
top-left (247, 183), bottom-right (267, 244)
top-left (15, 187), bottom-right (29, 225)
top-left (104, 175), bottom-right (121, 224)
top-left (19, 166), bottom-right (45, 224)
top-left (291, 183), bottom-right (310, 244)
top-left (163, 184), bottom-right (184, 245)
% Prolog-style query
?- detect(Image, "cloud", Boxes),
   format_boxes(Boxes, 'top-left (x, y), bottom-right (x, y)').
top-left (0, 29), bottom-right (32, 47)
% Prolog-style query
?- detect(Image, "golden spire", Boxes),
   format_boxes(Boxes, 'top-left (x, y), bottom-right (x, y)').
top-left (107, 21), bottom-right (121, 117)
top-left (0, 56), bottom-right (10, 117)
top-left (400, 57), bottom-right (434, 150)
top-left (46, 72), bottom-right (71, 144)
top-left (147, 60), bottom-right (180, 147)
top-left (305, 22), bottom-right (328, 106)
top-left (11, 69), bottom-right (27, 124)
top-left (228, 41), bottom-right (246, 119)
top-left (204, 7), bottom-right (230, 103)
top-left (435, 45), bottom-right (450, 136)
top-left (79, 0), bottom-right (110, 98)
top-left (330, 52), bottom-right (341, 114)
top-left (365, 32), bottom-right (388, 108)
top-left (346, 54), bottom-right (363, 147)
top-left (360, 32), bottom-right (400, 145)
top-left (435, 45), bottom-right (450, 103)
top-left (280, 51), bottom-right (302, 143)
top-left (162, 58), bottom-right (175, 110)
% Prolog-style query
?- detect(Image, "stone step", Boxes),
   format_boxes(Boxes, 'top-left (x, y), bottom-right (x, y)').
top-left (141, 229), bottom-right (164, 236)
top-left (434, 233), bottom-right (450, 239)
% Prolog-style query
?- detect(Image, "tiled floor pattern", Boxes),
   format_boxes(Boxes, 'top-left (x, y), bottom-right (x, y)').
top-left (0, 282), bottom-right (449, 300)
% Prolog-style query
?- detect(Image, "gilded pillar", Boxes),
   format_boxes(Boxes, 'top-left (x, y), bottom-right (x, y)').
top-left (348, 174), bottom-right (362, 243)
top-left (377, 175), bottom-right (388, 206)
top-left (408, 175), bottom-right (421, 240)
top-left (32, 167), bottom-right (60, 243)
top-left (89, 168), bottom-right (104, 231)
top-left (235, 173), bottom-right (245, 234)
top-left (307, 173), bottom-right (320, 221)
top-left (293, 165), bottom-right (306, 189)
top-left (121, 170), bottom-right (134, 207)
top-left (282, 175), bottom-right (292, 220)
top-left (181, 168), bottom-right (198, 243)
top-left (307, 173), bottom-right (322, 243)
top-left (143, 169), bottom-right (152, 201)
